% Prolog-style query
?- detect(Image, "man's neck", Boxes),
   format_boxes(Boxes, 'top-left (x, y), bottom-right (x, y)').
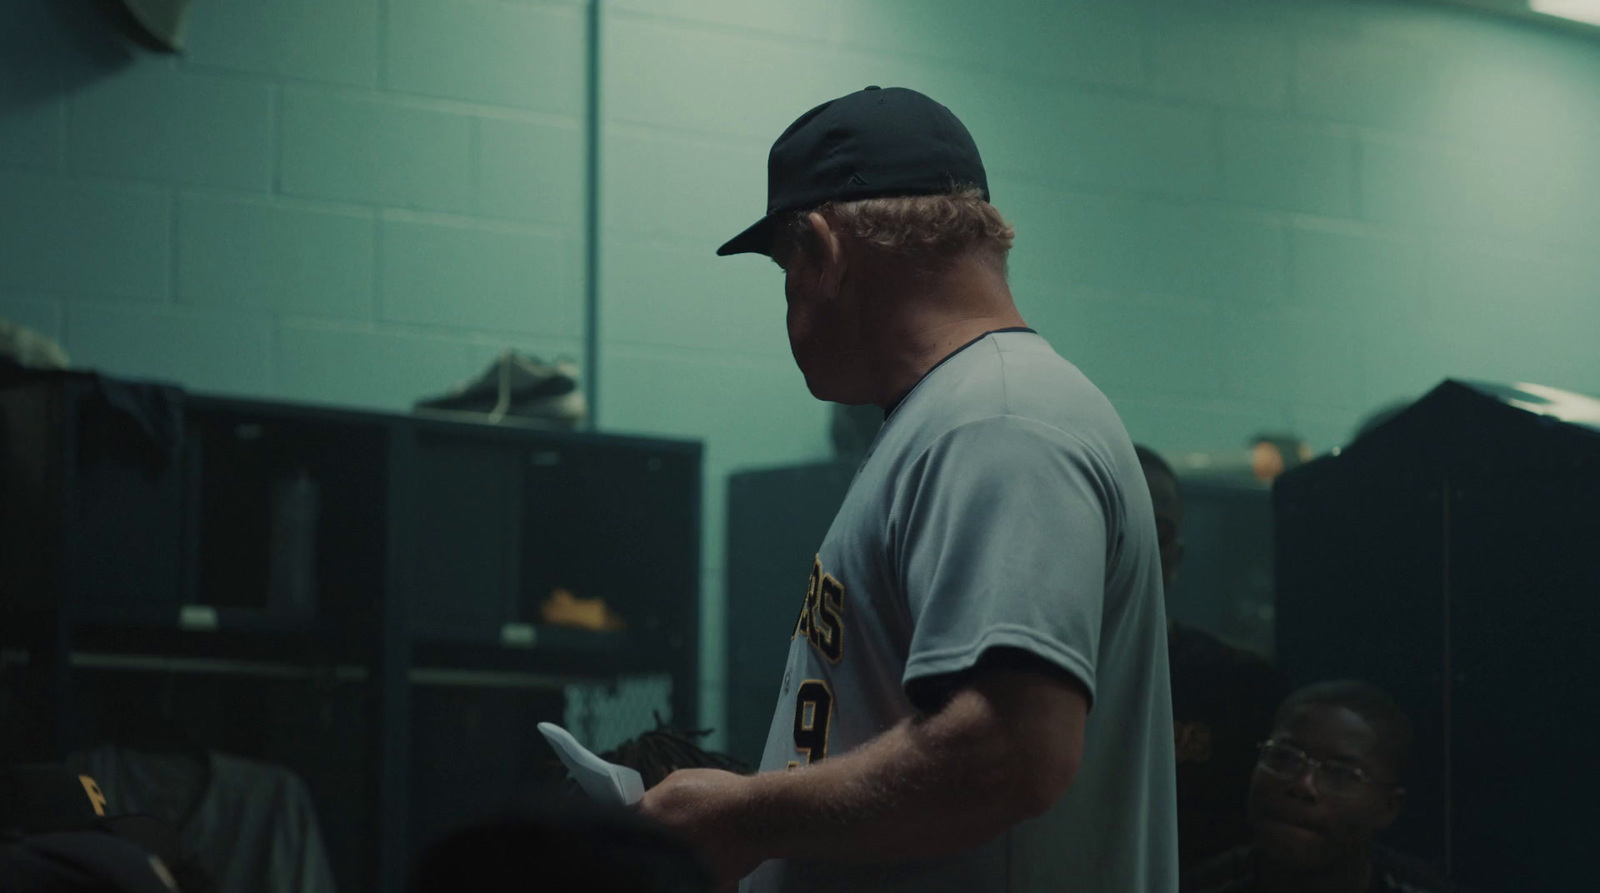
top-left (1257, 852), bottom-right (1373, 893)
top-left (861, 258), bottom-right (1026, 408)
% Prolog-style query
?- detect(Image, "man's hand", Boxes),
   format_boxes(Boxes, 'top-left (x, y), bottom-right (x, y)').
top-left (637, 768), bottom-right (765, 890)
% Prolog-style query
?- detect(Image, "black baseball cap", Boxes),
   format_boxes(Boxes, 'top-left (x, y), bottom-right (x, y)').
top-left (716, 86), bottom-right (989, 258)
top-left (0, 764), bottom-right (112, 834)
top-left (1, 832), bottom-right (181, 893)
top-left (1, 764), bottom-right (187, 891)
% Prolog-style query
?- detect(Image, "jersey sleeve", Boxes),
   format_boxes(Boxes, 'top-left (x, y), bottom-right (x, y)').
top-left (892, 414), bottom-right (1115, 706)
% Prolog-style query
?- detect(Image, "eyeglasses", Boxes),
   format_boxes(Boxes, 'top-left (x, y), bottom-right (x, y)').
top-left (1256, 740), bottom-right (1394, 798)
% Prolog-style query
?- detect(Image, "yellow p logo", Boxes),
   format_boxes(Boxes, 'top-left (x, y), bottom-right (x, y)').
top-left (78, 775), bottom-right (108, 817)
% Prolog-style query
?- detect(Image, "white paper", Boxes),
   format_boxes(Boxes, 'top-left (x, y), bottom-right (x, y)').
top-left (537, 722), bottom-right (646, 806)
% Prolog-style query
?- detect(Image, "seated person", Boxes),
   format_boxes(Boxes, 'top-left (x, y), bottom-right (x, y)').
top-left (1184, 681), bottom-right (1456, 892)
top-left (411, 791), bottom-right (710, 893)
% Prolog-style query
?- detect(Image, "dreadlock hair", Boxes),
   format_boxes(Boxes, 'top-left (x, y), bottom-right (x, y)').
top-left (547, 713), bottom-right (753, 797)
top-left (1134, 443), bottom-right (1184, 516)
top-left (602, 714), bottom-right (753, 789)
top-left (1134, 444), bottom-right (1177, 486)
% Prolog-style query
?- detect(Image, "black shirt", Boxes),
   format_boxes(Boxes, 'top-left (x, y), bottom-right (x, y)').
top-left (1183, 843), bottom-right (1459, 893)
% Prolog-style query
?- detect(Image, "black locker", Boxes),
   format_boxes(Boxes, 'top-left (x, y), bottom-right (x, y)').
top-left (0, 375), bottom-right (187, 620)
top-left (410, 436), bottom-right (526, 637)
top-left (1274, 379), bottom-right (1600, 892)
top-left (1, 375), bottom-right (703, 893)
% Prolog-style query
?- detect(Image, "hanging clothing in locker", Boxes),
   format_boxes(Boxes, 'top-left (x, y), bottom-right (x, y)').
top-left (66, 746), bottom-right (337, 893)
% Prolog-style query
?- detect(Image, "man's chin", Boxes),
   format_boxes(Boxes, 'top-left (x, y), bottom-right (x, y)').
top-left (799, 372), bottom-right (848, 403)
top-left (1257, 818), bottom-right (1330, 868)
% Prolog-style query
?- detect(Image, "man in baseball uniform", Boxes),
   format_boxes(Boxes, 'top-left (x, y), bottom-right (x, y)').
top-left (638, 86), bottom-right (1177, 893)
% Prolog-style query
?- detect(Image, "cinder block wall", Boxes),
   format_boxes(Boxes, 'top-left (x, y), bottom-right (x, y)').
top-left (4, 0), bottom-right (1598, 738)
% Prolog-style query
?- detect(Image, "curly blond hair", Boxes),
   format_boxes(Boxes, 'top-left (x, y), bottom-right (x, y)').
top-left (787, 186), bottom-right (1015, 273)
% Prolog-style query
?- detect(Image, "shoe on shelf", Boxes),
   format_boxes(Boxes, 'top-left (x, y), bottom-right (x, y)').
top-left (415, 350), bottom-right (587, 429)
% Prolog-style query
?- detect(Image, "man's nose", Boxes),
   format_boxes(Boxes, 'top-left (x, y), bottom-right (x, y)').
top-left (1286, 766), bottom-right (1320, 800)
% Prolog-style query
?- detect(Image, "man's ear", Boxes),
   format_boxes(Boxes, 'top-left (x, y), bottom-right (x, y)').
top-left (806, 211), bottom-right (846, 296)
top-left (1374, 785), bottom-right (1406, 831)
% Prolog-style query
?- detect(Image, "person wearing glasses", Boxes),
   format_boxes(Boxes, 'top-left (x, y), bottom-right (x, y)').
top-left (1183, 681), bottom-right (1458, 893)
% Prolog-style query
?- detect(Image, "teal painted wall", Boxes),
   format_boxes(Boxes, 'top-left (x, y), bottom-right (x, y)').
top-left (4, 0), bottom-right (1599, 739)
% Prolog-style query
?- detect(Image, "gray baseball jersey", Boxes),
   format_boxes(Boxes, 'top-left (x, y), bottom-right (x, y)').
top-left (741, 330), bottom-right (1178, 893)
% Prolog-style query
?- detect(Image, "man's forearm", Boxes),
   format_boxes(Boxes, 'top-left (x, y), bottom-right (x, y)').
top-left (738, 718), bottom-right (1024, 863)
top-left (731, 677), bottom-right (1079, 864)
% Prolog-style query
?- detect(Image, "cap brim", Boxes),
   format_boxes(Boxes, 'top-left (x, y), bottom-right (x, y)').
top-left (715, 215), bottom-right (778, 257)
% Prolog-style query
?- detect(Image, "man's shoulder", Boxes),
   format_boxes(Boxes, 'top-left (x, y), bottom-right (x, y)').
top-left (991, 333), bottom-right (1119, 422)
top-left (1373, 844), bottom-right (1457, 892)
top-left (910, 331), bottom-right (1114, 434)
top-left (1181, 845), bottom-right (1257, 892)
